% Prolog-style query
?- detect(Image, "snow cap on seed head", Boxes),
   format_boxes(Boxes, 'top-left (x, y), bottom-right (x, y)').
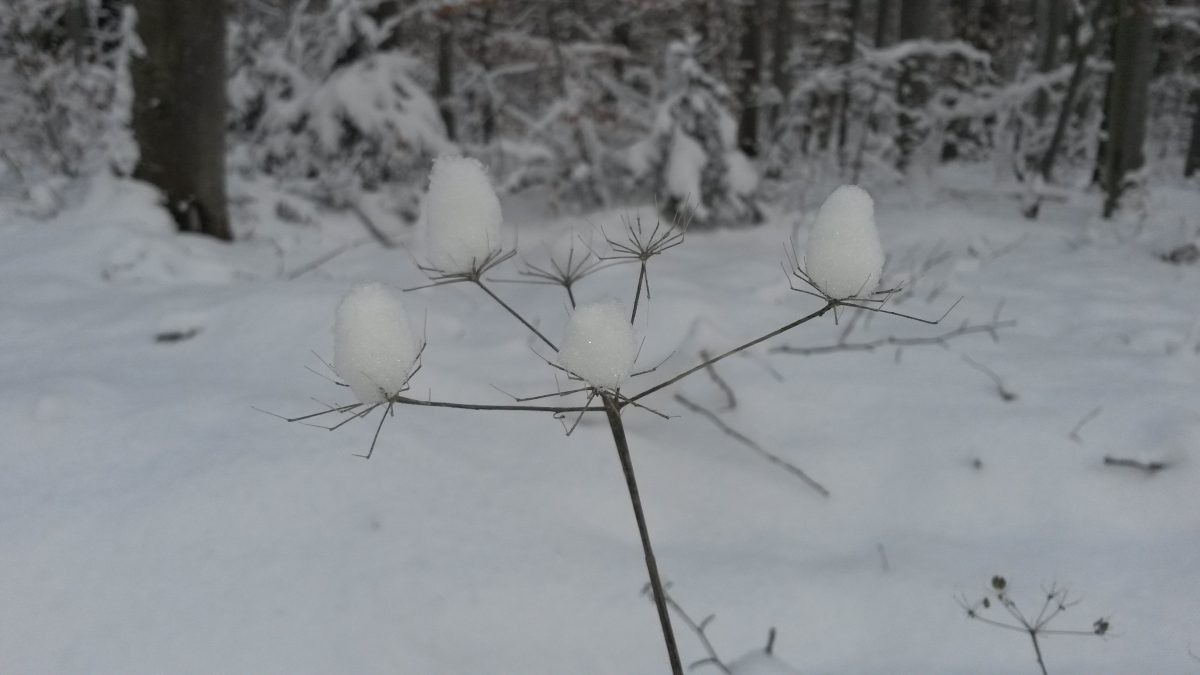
top-left (804, 185), bottom-right (884, 300)
top-left (558, 301), bottom-right (638, 390)
top-left (333, 282), bottom-right (420, 404)
top-left (422, 155), bottom-right (504, 274)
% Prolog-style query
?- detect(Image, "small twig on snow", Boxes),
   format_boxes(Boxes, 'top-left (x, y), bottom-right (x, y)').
top-left (1102, 456), bottom-right (1168, 474)
top-left (1069, 406), bottom-right (1103, 443)
top-left (674, 394), bottom-right (830, 498)
top-left (960, 354), bottom-right (1018, 402)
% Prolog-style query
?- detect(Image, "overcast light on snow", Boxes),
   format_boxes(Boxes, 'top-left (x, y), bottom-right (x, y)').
top-left (3, 172), bottom-right (1198, 674)
top-left (3, 2), bottom-right (1200, 672)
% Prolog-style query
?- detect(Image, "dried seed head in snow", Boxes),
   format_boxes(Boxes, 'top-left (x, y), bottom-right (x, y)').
top-left (727, 651), bottom-right (803, 675)
top-left (804, 184), bottom-right (884, 300)
top-left (558, 302), bottom-right (637, 390)
top-left (422, 156), bottom-right (503, 274)
top-left (333, 282), bottom-right (419, 404)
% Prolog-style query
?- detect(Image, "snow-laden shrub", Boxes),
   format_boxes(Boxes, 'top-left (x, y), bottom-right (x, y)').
top-left (804, 185), bottom-right (883, 299)
top-left (228, 0), bottom-right (453, 219)
top-left (626, 37), bottom-right (762, 228)
top-left (776, 39), bottom-right (993, 186)
top-left (421, 156), bottom-right (503, 274)
top-left (333, 282), bottom-right (420, 404)
top-left (0, 0), bottom-right (135, 216)
top-left (558, 301), bottom-right (637, 390)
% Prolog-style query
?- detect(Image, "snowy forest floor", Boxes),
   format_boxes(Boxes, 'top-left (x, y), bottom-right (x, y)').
top-left (2, 168), bottom-right (1199, 674)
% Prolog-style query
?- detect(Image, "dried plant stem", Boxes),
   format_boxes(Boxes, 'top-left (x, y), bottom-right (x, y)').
top-left (474, 279), bottom-right (559, 352)
top-left (631, 261), bottom-right (648, 323)
top-left (674, 394), bottom-right (830, 498)
top-left (629, 302), bottom-right (836, 404)
top-left (602, 392), bottom-right (684, 675)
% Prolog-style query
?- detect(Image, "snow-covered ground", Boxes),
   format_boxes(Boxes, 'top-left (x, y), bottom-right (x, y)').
top-left (2, 171), bottom-right (1199, 674)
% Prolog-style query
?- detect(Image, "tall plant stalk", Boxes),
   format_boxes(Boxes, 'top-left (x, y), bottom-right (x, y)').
top-left (602, 392), bottom-right (684, 675)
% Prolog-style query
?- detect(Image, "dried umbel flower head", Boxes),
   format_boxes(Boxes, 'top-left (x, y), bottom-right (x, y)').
top-left (804, 185), bottom-right (884, 300)
top-left (558, 301), bottom-right (638, 390)
top-left (422, 155), bottom-right (503, 274)
top-left (333, 282), bottom-right (419, 403)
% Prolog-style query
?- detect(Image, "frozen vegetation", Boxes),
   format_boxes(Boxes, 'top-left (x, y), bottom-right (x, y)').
top-left (558, 301), bottom-right (639, 390)
top-left (1, 168), bottom-right (1198, 673)
top-left (421, 156), bottom-right (504, 274)
top-left (332, 282), bottom-right (419, 404)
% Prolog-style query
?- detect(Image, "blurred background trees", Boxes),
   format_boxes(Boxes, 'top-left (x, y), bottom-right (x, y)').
top-left (1, 0), bottom-right (1196, 235)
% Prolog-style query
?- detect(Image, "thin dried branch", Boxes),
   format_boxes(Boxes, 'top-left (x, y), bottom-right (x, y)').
top-left (960, 354), bottom-right (1018, 402)
top-left (652, 586), bottom-right (732, 674)
top-left (771, 320), bottom-right (1015, 356)
top-left (1069, 406), bottom-right (1103, 443)
top-left (627, 302), bottom-right (836, 404)
top-left (674, 394), bottom-right (830, 498)
top-left (1102, 456), bottom-right (1168, 474)
top-left (698, 350), bottom-right (737, 410)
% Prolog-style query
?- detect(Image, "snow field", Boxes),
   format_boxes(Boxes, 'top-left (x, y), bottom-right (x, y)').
top-left (0, 172), bottom-right (1198, 673)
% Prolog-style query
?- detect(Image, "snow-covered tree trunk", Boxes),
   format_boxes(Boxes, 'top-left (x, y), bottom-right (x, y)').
top-left (131, 0), bottom-right (230, 240)
top-left (1102, 0), bottom-right (1154, 217)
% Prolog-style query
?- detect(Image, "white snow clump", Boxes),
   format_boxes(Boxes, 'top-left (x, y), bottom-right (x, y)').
top-left (422, 156), bottom-right (503, 274)
top-left (727, 651), bottom-right (803, 675)
top-left (333, 282), bottom-right (420, 404)
top-left (558, 302), bottom-right (638, 390)
top-left (804, 184), bottom-right (884, 300)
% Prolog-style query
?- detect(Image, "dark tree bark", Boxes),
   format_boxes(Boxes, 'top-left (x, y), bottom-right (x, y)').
top-left (875, 0), bottom-right (895, 47)
top-left (900, 0), bottom-right (936, 42)
top-left (836, 0), bottom-right (862, 160)
top-left (1039, 0), bottom-right (1113, 185)
top-left (1102, 0), bottom-right (1155, 217)
top-left (479, 3), bottom-right (497, 144)
top-left (1033, 0), bottom-right (1068, 124)
top-left (896, 0), bottom-right (937, 170)
top-left (1186, 91), bottom-right (1200, 177)
top-left (769, 0), bottom-right (794, 131)
top-left (736, 0), bottom-right (766, 157)
top-left (131, 0), bottom-right (230, 240)
top-left (436, 11), bottom-right (457, 142)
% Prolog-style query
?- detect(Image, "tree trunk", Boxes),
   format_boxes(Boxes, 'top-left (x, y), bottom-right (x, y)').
top-left (737, 0), bottom-right (766, 157)
top-left (1039, 0), bottom-right (1113, 184)
top-left (436, 14), bottom-right (456, 141)
top-left (1102, 0), bottom-right (1155, 217)
top-left (769, 0), bottom-right (794, 132)
top-left (897, 0), bottom-right (937, 171)
top-left (1185, 91), bottom-right (1200, 177)
top-left (836, 0), bottom-right (862, 163)
top-left (1033, 0), bottom-right (1067, 124)
top-left (131, 0), bottom-right (230, 240)
top-left (876, 0), bottom-right (895, 47)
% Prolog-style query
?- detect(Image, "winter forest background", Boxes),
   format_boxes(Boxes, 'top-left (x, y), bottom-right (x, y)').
top-left (2, 0), bottom-right (1200, 674)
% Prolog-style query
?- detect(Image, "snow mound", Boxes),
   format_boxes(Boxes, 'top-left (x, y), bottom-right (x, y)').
top-left (332, 283), bottom-right (419, 404)
top-left (558, 302), bottom-right (637, 390)
top-left (422, 156), bottom-right (503, 274)
top-left (804, 185), bottom-right (884, 300)
top-left (728, 651), bottom-right (803, 675)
